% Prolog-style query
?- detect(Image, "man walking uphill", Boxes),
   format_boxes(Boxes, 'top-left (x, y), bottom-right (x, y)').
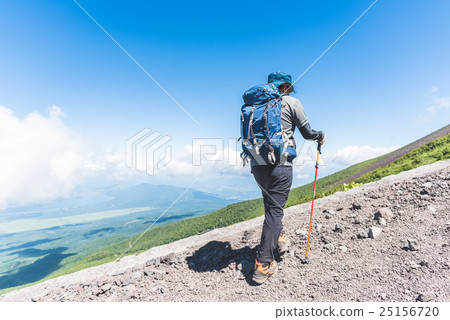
top-left (247, 71), bottom-right (325, 284)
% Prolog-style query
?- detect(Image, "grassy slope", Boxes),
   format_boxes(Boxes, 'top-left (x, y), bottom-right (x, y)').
top-left (1, 133), bottom-right (449, 295)
top-left (342, 124), bottom-right (450, 183)
top-left (355, 133), bottom-right (450, 184)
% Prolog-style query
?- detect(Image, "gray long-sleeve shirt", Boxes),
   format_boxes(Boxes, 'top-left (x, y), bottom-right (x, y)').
top-left (278, 95), bottom-right (309, 166)
top-left (281, 95), bottom-right (309, 147)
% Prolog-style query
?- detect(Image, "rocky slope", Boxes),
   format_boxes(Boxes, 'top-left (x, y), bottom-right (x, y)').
top-left (1, 160), bottom-right (449, 302)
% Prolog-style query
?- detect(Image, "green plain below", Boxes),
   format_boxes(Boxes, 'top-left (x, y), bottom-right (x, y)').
top-left (0, 207), bottom-right (152, 235)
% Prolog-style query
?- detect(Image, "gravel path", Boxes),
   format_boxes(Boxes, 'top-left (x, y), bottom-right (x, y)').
top-left (1, 160), bottom-right (449, 302)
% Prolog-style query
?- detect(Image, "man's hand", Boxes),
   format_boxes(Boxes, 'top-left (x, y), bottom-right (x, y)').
top-left (319, 134), bottom-right (326, 145)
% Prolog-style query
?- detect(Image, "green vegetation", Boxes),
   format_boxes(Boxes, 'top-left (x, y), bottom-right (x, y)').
top-left (343, 182), bottom-right (363, 191)
top-left (1, 134), bottom-right (448, 295)
top-left (355, 134), bottom-right (450, 184)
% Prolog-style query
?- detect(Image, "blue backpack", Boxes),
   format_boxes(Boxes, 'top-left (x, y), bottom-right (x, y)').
top-left (240, 84), bottom-right (297, 166)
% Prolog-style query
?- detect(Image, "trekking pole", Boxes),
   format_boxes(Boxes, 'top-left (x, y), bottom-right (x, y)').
top-left (302, 142), bottom-right (322, 264)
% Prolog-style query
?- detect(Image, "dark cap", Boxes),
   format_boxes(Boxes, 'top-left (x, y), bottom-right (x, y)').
top-left (268, 71), bottom-right (295, 92)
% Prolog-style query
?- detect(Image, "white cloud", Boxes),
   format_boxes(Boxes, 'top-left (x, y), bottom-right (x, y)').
top-left (160, 140), bottom-right (247, 178)
top-left (0, 106), bottom-right (89, 209)
top-left (418, 87), bottom-right (450, 123)
top-left (328, 145), bottom-right (399, 167)
top-left (0, 106), bottom-right (134, 210)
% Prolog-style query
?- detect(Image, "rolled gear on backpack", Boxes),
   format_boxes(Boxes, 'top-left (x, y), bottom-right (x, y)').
top-left (240, 84), bottom-right (297, 166)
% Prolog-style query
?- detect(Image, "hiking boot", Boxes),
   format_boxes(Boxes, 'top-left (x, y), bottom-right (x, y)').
top-left (277, 233), bottom-right (291, 255)
top-left (252, 260), bottom-right (278, 285)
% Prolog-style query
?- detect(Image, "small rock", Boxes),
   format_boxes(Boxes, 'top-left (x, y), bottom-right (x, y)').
top-left (380, 293), bottom-right (386, 300)
top-left (419, 260), bottom-right (429, 267)
top-left (408, 239), bottom-right (420, 251)
top-left (421, 182), bottom-right (433, 188)
top-left (315, 224), bottom-right (322, 232)
top-left (97, 278), bottom-right (108, 287)
top-left (367, 191), bottom-right (379, 199)
top-left (113, 276), bottom-right (124, 286)
top-left (145, 257), bottom-right (161, 266)
top-left (357, 231), bottom-right (368, 239)
top-left (374, 208), bottom-right (394, 221)
top-left (161, 253), bottom-right (177, 265)
top-left (417, 292), bottom-right (435, 302)
top-left (378, 218), bottom-right (387, 226)
top-left (338, 246), bottom-right (347, 252)
top-left (122, 277), bottom-right (133, 287)
top-left (100, 284), bottom-right (111, 293)
top-left (321, 235), bottom-right (333, 244)
top-left (324, 243), bottom-right (335, 251)
top-left (325, 209), bottom-right (336, 215)
top-left (334, 223), bottom-right (344, 233)
top-left (336, 206), bottom-right (344, 211)
top-left (295, 229), bottom-right (308, 239)
top-left (237, 259), bottom-right (253, 272)
top-left (369, 227), bottom-right (382, 239)
top-left (425, 205), bottom-right (437, 213)
top-left (91, 288), bottom-right (102, 296)
top-left (242, 230), bottom-right (255, 242)
top-left (352, 202), bottom-right (362, 210)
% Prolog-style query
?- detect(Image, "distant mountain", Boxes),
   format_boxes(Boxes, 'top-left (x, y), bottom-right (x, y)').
top-left (0, 183), bottom-right (233, 221)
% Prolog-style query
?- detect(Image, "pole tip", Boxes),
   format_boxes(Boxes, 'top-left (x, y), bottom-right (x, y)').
top-left (301, 257), bottom-right (309, 264)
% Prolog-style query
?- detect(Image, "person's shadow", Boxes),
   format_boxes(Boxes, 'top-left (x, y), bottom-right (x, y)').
top-left (186, 240), bottom-right (273, 286)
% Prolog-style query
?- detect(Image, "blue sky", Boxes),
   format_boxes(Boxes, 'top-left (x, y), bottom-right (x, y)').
top-left (1, 0), bottom-right (449, 208)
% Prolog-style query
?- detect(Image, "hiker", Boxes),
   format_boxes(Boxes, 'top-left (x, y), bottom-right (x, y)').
top-left (241, 71), bottom-right (325, 284)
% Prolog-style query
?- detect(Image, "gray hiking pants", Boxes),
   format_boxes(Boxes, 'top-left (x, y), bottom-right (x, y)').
top-left (251, 165), bottom-right (293, 263)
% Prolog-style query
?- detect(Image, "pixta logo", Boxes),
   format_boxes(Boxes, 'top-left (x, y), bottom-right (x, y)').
top-left (126, 128), bottom-right (172, 175)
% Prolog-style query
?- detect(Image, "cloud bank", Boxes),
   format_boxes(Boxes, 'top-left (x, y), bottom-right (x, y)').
top-left (0, 106), bottom-right (130, 210)
top-left (0, 106), bottom-right (88, 209)
top-left (328, 145), bottom-right (399, 167)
